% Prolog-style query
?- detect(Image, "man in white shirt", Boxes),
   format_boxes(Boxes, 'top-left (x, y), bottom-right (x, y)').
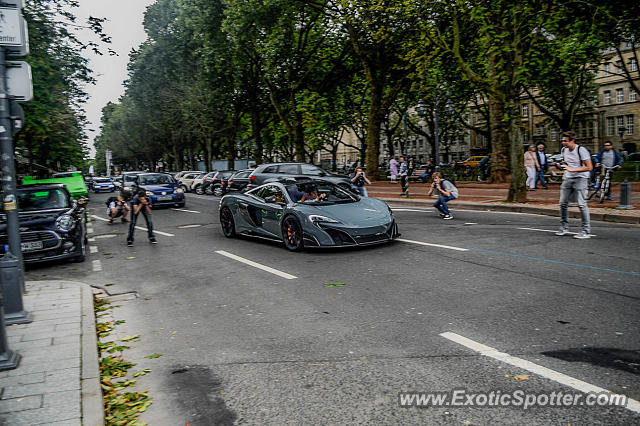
top-left (536, 144), bottom-right (548, 189)
top-left (555, 131), bottom-right (593, 239)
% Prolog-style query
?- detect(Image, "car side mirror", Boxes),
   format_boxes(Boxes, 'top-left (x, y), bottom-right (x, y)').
top-left (319, 171), bottom-right (327, 176)
top-left (77, 197), bottom-right (87, 207)
top-left (264, 196), bottom-right (276, 203)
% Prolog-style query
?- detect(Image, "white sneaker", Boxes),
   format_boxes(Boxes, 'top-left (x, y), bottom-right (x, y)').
top-left (555, 228), bottom-right (570, 236)
top-left (573, 231), bottom-right (591, 239)
top-left (443, 214), bottom-right (453, 220)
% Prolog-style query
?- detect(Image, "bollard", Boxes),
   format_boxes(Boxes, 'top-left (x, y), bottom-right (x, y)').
top-left (616, 179), bottom-right (635, 210)
top-left (0, 283), bottom-right (20, 370)
top-left (0, 247), bottom-right (31, 325)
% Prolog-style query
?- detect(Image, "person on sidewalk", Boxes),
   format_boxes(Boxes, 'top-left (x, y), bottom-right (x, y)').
top-left (399, 156), bottom-right (409, 196)
top-left (478, 155), bottom-right (490, 181)
top-left (594, 141), bottom-right (623, 200)
top-left (418, 160), bottom-right (435, 183)
top-left (536, 144), bottom-right (548, 189)
top-left (127, 190), bottom-right (157, 246)
top-left (408, 156), bottom-right (415, 177)
top-left (389, 157), bottom-right (399, 183)
top-left (350, 166), bottom-right (371, 197)
top-left (524, 144), bottom-right (540, 191)
top-left (556, 131), bottom-right (593, 239)
top-left (427, 172), bottom-right (458, 220)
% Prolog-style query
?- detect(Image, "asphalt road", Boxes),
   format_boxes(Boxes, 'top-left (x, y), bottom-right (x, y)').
top-left (26, 192), bottom-right (640, 425)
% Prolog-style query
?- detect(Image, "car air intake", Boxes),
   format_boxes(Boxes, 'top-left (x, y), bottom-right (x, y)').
top-left (321, 226), bottom-right (355, 246)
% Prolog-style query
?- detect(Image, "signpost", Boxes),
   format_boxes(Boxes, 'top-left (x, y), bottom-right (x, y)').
top-left (0, 0), bottom-right (32, 371)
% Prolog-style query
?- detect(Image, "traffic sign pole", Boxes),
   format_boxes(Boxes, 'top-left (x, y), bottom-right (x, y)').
top-left (0, 46), bottom-right (30, 325)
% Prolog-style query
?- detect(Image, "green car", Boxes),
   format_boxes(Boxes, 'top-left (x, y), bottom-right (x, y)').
top-left (21, 172), bottom-right (89, 200)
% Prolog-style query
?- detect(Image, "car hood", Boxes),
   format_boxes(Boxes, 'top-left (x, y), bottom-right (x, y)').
top-left (292, 197), bottom-right (391, 225)
top-left (140, 184), bottom-right (178, 192)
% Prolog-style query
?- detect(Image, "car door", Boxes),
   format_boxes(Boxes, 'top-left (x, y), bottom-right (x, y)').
top-left (260, 185), bottom-right (286, 238)
top-left (239, 186), bottom-right (283, 238)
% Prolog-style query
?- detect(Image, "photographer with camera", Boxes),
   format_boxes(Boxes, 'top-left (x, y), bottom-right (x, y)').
top-left (427, 172), bottom-right (458, 220)
top-left (350, 166), bottom-right (371, 197)
top-left (126, 190), bottom-right (157, 246)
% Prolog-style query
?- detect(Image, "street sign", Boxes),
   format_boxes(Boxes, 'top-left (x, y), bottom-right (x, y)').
top-left (5, 61), bottom-right (32, 101)
top-left (0, 8), bottom-right (23, 46)
top-left (0, 0), bottom-right (24, 8)
top-left (5, 16), bottom-right (28, 57)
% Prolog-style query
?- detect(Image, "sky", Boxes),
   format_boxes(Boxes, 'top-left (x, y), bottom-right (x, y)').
top-left (70, 0), bottom-right (156, 158)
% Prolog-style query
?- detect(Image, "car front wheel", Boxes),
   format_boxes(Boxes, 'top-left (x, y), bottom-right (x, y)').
top-left (282, 216), bottom-right (304, 251)
top-left (72, 232), bottom-right (86, 263)
top-left (194, 184), bottom-right (204, 195)
top-left (213, 186), bottom-right (224, 197)
top-left (220, 207), bottom-right (235, 237)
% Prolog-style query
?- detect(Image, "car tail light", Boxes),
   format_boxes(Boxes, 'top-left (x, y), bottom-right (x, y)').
top-left (203, 177), bottom-right (207, 182)
top-left (213, 177), bottom-right (218, 182)
top-left (229, 180), bottom-right (234, 184)
top-left (249, 175), bottom-right (256, 181)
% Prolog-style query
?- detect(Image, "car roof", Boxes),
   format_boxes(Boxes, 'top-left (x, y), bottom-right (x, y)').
top-left (18, 183), bottom-right (67, 190)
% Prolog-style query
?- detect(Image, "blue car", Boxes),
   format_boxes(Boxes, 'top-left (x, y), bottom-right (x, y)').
top-left (131, 173), bottom-right (185, 207)
top-left (91, 178), bottom-right (116, 193)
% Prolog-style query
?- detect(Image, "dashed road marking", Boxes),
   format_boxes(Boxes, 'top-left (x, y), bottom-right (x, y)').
top-left (177, 224), bottom-right (202, 229)
top-left (89, 246), bottom-right (98, 254)
top-left (215, 250), bottom-right (297, 280)
top-left (92, 259), bottom-right (102, 272)
top-left (171, 208), bottom-right (201, 213)
top-left (397, 238), bottom-right (469, 252)
top-left (91, 215), bottom-right (175, 237)
top-left (440, 332), bottom-right (640, 414)
top-left (87, 226), bottom-right (94, 234)
top-left (88, 238), bottom-right (96, 242)
top-left (518, 227), bottom-right (597, 237)
top-left (95, 234), bottom-right (118, 239)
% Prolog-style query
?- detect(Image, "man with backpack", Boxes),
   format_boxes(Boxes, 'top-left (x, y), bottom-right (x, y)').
top-left (427, 172), bottom-right (458, 220)
top-left (555, 131), bottom-right (593, 239)
top-left (106, 195), bottom-right (130, 224)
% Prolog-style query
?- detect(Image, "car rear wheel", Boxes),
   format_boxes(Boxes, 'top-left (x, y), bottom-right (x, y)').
top-left (282, 216), bottom-right (304, 251)
top-left (213, 186), bottom-right (224, 197)
top-left (180, 184), bottom-right (188, 193)
top-left (220, 207), bottom-right (235, 237)
top-left (205, 185), bottom-right (214, 195)
top-left (194, 184), bottom-right (204, 195)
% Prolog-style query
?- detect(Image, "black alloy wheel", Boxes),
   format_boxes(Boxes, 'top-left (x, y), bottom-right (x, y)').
top-left (72, 232), bottom-right (86, 263)
top-left (205, 185), bottom-right (214, 195)
top-left (282, 216), bottom-right (304, 251)
top-left (195, 184), bottom-right (204, 195)
top-left (213, 186), bottom-right (224, 197)
top-left (220, 207), bottom-right (236, 237)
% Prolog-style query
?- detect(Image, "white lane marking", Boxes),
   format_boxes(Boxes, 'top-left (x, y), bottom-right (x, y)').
top-left (88, 238), bottom-right (96, 242)
top-left (215, 250), bottom-right (297, 280)
top-left (171, 208), bottom-right (201, 213)
top-left (87, 227), bottom-right (94, 234)
top-left (465, 222), bottom-right (478, 225)
top-left (91, 215), bottom-right (175, 237)
top-left (177, 224), bottom-right (202, 229)
top-left (518, 227), bottom-right (597, 237)
top-left (397, 238), bottom-right (469, 252)
top-left (92, 260), bottom-right (102, 272)
top-left (89, 246), bottom-right (98, 254)
top-left (390, 208), bottom-right (431, 212)
top-left (189, 194), bottom-right (221, 201)
top-left (440, 332), bottom-right (640, 414)
top-left (95, 234), bottom-right (117, 239)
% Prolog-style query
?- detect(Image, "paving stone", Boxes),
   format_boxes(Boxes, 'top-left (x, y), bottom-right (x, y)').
top-left (52, 335), bottom-right (80, 346)
top-left (7, 335), bottom-right (21, 344)
top-left (6, 324), bottom-right (56, 334)
top-left (8, 338), bottom-right (52, 351)
top-left (7, 357), bottom-right (79, 376)
top-left (54, 323), bottom-right (81, 332)
top-left (0, 395), bottom-right (42, 413)
top-left (35, 418), bottom-right (81, 426)
top-left (21, 329), bottom-right (81, 342)
top-left (19, 345), bottom-right (80, 363)
top-left (2, 374), bottom-right (80, 399)
top-left (0, 372), bottom-right (45, 387)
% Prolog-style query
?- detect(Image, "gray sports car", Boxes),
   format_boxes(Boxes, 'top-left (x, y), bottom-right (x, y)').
top-left (218, 179), bottom-right (399, 251)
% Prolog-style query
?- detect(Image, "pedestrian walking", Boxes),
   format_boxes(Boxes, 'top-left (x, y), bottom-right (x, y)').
top-left (594, 141), bottom-right (623, 200)
top-left (427, 172), bottom-right (458, 220)
top-left (536, 144), bottom-right (548, 189)
top-left (127, 190), bottom-right (157, 246)
top-left (350, 166), bottom-right (371, 197)
top-left (555, 131), bottom-right (593, 239)
top-left (389, 157), bottom-right (399, 183)
top-left (524, 144), bottom-right (540, 191)
top-left (398, 156), bottom-right (409, 196)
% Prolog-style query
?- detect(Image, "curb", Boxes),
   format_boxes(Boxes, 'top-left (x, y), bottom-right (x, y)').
top-left (80, 283), bottom-right (104, 426)
top-left (379, 197), bottom-right (640, 225)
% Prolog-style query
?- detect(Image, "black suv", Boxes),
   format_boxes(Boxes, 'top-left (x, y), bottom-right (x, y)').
top-left (247, 163), bottom-right (350, 190)
top-left (1, 184), bottom-right (87, 263)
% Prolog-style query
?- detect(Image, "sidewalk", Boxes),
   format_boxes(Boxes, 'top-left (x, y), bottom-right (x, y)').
top-left (369, 181), bottom-right (640, 224)
top-left (0, 281), bottom-right (103, 426)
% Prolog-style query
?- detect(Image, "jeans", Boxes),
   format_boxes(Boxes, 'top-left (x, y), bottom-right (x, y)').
top-left (418, 173), bottom-right (431, 183)
top-left (351, 185), bottom-right (367, 197)
top-left (536, 168), bottom-right (547, 188)
top-left (127, 206), bottom-right (155, 242)
top-left (434, 195), bottom-right (456, 215)
top-left (559, 177), bottom-right (590, 233)
top-left (400, 175), bottom-right (408, 193)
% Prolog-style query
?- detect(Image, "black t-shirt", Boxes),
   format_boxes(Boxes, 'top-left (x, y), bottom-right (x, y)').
top-left (351, 172), bottom-right (365, 187)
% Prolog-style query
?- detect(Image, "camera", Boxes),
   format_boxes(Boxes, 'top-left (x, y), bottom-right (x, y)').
top-left (554, 161), bottom-right (567, 170)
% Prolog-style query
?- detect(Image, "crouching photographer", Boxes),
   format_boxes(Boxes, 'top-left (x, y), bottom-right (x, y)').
top-left (106, 195), bottom-right (130, 224)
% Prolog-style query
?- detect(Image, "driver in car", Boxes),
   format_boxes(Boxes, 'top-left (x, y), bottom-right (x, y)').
top-left (301, 184), bottom-right (327, 202)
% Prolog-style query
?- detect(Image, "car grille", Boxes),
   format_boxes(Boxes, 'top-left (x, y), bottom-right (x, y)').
top-left (321, 222), bottom-right (395, 246)
top-left (353, 233), bottom-right (389, 244)
top-left (320, 227), bottom-right (356, 246)
top-left (0, 231), bottom-right (61, 250)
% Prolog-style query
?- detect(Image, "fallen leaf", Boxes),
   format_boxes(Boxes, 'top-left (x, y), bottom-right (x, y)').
top-left (145, 353), bottom-right (162, 359)
top-left (325, 282), bottom-right (345, 287)
top-left (125, 256), bottom-right (136, 260)
top-left (170, 331), bottom-right (177, 335)
top-left (121, 334), bottom-right (141, 342)
top-left (133, 369), bottom-right (152, 377)
top-left (144, 297), bottom-right (152, 301)
top-left (514, 375), bottom-right (530, 381)
top-left (308, 363), bottom-right (324, 366)
top-left (105, 283), bottom-right (115, 287)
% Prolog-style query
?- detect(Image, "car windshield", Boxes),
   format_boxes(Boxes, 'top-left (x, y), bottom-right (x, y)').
top-left (15, 188), bottom-right (70, 211)
top-left (94, 178), bottom-right (112, 183)
top-left (124, 174), bottom-right (138, 183)
top-left (286, 182), bottom-right (357, 204)
top-left (138, 174), bottom-right (176, 185)
top-left (52, 173), bottom-right (76, 178)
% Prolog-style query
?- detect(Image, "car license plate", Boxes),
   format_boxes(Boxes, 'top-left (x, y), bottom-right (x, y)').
top-left (102, 187), bottom-right (108, 189)
top-left (21, 241), bottom-right (43, 251)
top-left (158, 195), bottom-right (173, 201)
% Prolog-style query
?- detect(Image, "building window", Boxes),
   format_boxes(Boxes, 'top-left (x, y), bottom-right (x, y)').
top-left (535, 124), bottom-right (544, 136)
top-left (550, 127), bottom-right (557, 141)
top-left (604, 91), bottom-right (611, 104)
top-left (617, 116), bottom-right (625, 135)
top-left (521, 104), bottom-right (528, 117)
top-left (607, 117), bottom-right (615, 136)
top-left (627, 115), bottom-right (634, 135)
top-left (616, 88), bottom-right (624, 103)
top-left (604, 63), bottom-right (611, 76)
top-left (588, 121), bottom-right (594, 138)
top-left (631, 89), bottom-right (638, 102)
top-left (630, 58), bottom-right (638, 72)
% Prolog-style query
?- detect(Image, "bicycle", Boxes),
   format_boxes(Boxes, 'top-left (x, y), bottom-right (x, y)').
top-left (587, 166), bottom-right (617, 203)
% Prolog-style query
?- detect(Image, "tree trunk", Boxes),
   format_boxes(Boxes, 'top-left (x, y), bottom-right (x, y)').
top-left (365, 85), bottom-right (383, 180)
top-left (487, 54), bottom-right (510, 184)
top-left (331, 148), bottom-right (338, 171)
top-left (506, 116), bottom-right (527, 202)
top-left (293, 110), bottom-right (305, 162)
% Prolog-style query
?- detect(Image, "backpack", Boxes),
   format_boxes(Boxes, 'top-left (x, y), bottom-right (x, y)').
top-left (105, 196), bottom-right (119, 207)
top-left (561, 144), bottom-right (592, 168)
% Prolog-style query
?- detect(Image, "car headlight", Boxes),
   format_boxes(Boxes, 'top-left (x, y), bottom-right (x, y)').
top-left (146, 191), bottom-right (152, 196)
top-left (174, 188), bottom-right (184, 194)
top-left (124, 186), bottom-right (132, 192)
top-left (309, 214), bottom-right (340, 224)
top-left (55, 215), bottom-right (75, 232)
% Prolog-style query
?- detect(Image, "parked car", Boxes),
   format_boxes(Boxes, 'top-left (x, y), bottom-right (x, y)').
top-left (1, 184), bottom-right (87, 263)
top-left (174, 170), bottom-right (201, 182)
top-left (21, 171), bottom-right (88, 200)
top-left (203, 170), bottom-right (235, 196)
top-left (90, 177), bottom-right (116, 193)
top-left (462, 156), bottom-right (487, 168)
top-left (112, 176), bottom-right (123, 190)
top-left (627, 152), bottom-right (640, 162)
top-left (226, 169), bottom-right (254, 193)
top-left (121, 172), bottom-right (145, 199)
top-left (190, 172), bottom-right (213, 195)
top-left (247, 163), bottom-right (350, 191)
top-left (130, 172), bottom-right (185, 208)
top-left (176, 172), bottom-right (203, 192)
